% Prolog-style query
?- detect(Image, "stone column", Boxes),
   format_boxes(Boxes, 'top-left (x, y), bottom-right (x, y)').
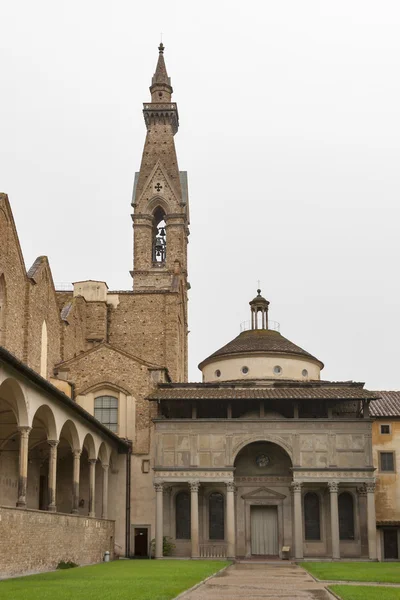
top-left (154, 482), bottom-right (164, 558)
top-left (189, 480), bottom-right (200, 558)
top-left (47, 440), bottom-right (59, 512)
top-left (328, 481), bottom-right (340, 559)
top-left (291, 481), bottom-right (303, 559)
top-left (366, 480), bottom-right (377, 560)
top-left (88, 458), bottom-right (97, 517)
top-left (72, 449), bottom-right (81, 514)
top-left (226, 480), bottom-right (236, 559)
top-left (102, 464), bottom-right (109, 519)
top-left (16, 426), bottom-right (31, 508)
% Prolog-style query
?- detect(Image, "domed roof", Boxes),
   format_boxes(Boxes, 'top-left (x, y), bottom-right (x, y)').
top-left (198, 328), bottom-right (323, 370)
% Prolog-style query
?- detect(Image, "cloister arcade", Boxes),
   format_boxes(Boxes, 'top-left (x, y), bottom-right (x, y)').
top-left (0, 356), bottom-right (129, 522)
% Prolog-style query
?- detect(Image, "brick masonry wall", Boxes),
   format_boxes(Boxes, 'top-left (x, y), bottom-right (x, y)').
top-left (0, 506), bottom-right (114, 577)
top-left (0, 196), bottom-right (27, 359)
top-left (24, 260), bottom-right (62, 377)
top-left (61, 344), bottom-right (154, 453)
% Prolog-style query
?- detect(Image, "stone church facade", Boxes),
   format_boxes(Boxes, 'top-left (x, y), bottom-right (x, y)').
top-left (0, 44), bottom-right (398, 573)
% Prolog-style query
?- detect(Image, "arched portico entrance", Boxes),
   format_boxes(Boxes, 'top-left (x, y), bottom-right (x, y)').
top-left (234, 440), bottom-right (293, 559)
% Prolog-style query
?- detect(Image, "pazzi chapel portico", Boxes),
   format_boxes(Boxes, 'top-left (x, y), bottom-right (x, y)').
top-left (149, 291), bottom-right (379, 561)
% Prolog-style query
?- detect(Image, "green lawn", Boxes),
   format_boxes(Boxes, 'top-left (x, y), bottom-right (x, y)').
top-left (0, 560), bottom-right (229, 600)
top-left (301, 562), bottom-right (400, 583)
top-left (330, 585), bottom-right (400, 600)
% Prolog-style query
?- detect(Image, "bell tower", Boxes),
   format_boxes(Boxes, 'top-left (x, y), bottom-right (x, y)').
top-left (130, 44), bottom-right (189, 381)
top-left (131, 43), bottom-right (189, 291)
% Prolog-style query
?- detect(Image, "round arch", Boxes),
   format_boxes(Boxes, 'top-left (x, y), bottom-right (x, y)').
top-left (98, 441), bottom-right (111, 465)
top-left (30, 404), bottom-right (57, 440)
top-left (59, 419), bottom-right (81, 451)
top-left (231, 435), bottom-right (293, 464)
top-left (82, 433), bottom-right (96, 460)
top-left (0, 377), bottom-right (29, 426)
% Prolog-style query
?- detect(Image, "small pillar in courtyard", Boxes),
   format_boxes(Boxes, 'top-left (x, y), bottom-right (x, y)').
top-left (16, 426), bottom-right (31, 508)
top-left (47, 440), bottom-right (59, 512)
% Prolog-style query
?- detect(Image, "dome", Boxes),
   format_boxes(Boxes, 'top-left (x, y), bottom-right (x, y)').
top-left (199, 329), bottom-right (323, 368)
top-left (199, 290), bottom-right (324, 383)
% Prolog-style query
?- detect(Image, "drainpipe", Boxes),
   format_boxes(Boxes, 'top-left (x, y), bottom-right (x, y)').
top-left (125, 447), bottom-right (132, 557)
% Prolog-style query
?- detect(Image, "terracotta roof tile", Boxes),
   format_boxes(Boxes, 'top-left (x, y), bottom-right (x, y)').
top-left (148, 385), bottom-right (379, 401)
top-left (199, 329), bottom-right (323, 369)
top-left (369, 391), bottom-right (400, 417)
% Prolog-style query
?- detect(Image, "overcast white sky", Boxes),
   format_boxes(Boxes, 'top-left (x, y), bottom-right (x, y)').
top-left (1, 1), bottom-right (400, 388)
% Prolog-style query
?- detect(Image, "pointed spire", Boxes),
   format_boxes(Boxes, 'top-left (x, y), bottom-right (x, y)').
top-left (152, 43), bottom-right (171, 87)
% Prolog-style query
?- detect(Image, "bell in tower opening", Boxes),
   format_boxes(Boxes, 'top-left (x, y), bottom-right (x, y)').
top-left (153, 207), bottom-right (166, 263)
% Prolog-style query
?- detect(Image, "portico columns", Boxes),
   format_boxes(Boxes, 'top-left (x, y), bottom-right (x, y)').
top-left (102, 464), bottom-right (109, 519)
top-left (189, 480), bottom-right (200, 558)
top-left (366, 480), bottom-right (377, 560)
top-left (16, 426), bottom-right (31, 508)
top-left (328, 481), bottom-right (340, 559)
top-left (47, 440), bottom-right (59, 512)
top-left (154, 482), bottom-right (164, 558)
top-left (291, 481), bottom-right (303, 559)
top-left (88, 458), bottom-right (97, 517)
top-left (226, 480), bottom-right (236, 559)
top-left (72, 449), bottom-right (81, 514)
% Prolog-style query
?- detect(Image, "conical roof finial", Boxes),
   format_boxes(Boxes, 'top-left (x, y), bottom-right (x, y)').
top-left (152, 42), bottom-right (171, 87)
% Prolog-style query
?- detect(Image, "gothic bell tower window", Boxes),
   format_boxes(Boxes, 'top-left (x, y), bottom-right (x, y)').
top-left (153, 207), bottom-right (166, 263)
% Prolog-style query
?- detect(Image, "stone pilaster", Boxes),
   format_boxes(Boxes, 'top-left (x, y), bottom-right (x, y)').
top-left (16, 426), bottom-right (31, 508)
top-left (47, 440), bottom-right (59, 512)
top-left (189, 480), bottom-right (200, 559)
top-left (366, 480), bottom-right (377, 560)
top-left (328, 481), bottom-right (340, 559)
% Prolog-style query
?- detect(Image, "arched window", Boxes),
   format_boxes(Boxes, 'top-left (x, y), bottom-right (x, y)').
top-left (175, 491), bottom-right (191, 539)
top-left (304, 492), bottom-right (320, 540)
top-left (152, 207), bottom-right (166, 263)
top-left (209, 492), bottom-right (225, 540)
top-left (0, 274), bottom-right (6, 345)
top-left (40, 320), bottom-right (48, 378)
top-left (339, 492), bottom-right (355, 540)
top-left (94, 395), bottom-right (118, 432)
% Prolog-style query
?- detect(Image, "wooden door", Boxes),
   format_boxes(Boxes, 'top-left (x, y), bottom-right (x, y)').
top-left (134, 528), bottom-right (149, 557)
top-left (251, 506), bottom-right (278, 556)
top-left (383, 529), bottom-right (399, 559)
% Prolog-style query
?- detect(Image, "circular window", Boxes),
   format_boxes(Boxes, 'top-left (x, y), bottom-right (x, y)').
top-left (273, 365), bottom-right (282, 375)
top-left (241, 366), bottom-right (249, 375)
top-left (302, 369), bottom-right (308, 377)
top-left (215, 369), bottom-right (221, 378)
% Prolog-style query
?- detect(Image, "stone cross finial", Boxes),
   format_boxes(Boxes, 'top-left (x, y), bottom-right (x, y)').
top-left (158, 42), bottom-right (165, 54)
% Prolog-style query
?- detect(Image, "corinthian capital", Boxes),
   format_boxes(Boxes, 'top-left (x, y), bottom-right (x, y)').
top-left (154, 481), bottom-right (164, 493)
top-left (226, 480), bottom-right (236, 493)
top-left (328, 480), bottom-right (339, 493)
top-left (189, 480), bottom-right (200, 493)
top-left (291, 481), bottom-right (302, 493)
top-left (365, 479), bottom-right (376, 493)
